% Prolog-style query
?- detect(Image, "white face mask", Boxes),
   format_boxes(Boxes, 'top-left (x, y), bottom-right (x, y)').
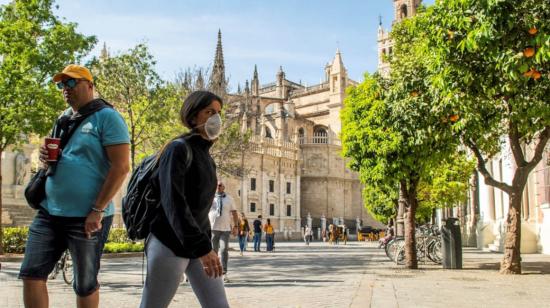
top-left (196, 113), bottom-right (222, 140)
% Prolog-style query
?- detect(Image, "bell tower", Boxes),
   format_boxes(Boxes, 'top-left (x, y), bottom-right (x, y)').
top-left (393, 0), bottom-right (422, 22)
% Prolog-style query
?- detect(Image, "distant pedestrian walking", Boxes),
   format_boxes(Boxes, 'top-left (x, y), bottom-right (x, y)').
top-left (264, 219), bottom-right (275, 252)
top-left (304, 226), bottom-right (313, 246)
top-left (209, 181), bottom-right (239, 283)
top-left (238, 213), bottom-right (251, 256)
top-left (252, 215), bottom-right (263, 252)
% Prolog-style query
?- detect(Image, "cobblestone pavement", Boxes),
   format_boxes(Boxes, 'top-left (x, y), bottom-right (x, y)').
top-left (2, 241), bottom-right (550, 307)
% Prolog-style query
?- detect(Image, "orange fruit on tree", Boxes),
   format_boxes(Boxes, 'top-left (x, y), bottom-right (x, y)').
top-left (411, 91), bottom-right (419, 97)
top-left (528, 27), bottom-right (538, 35)
top-left (523, 69), bottom-right (534, 78)
top-left (447, 30), bottom-right (454, 39)
top-left (450, 114), bottom-right (459, 122)
top-left (523, 47), bottom-right (535, 58)
top-left (532, 71), bottom-right (542, 80)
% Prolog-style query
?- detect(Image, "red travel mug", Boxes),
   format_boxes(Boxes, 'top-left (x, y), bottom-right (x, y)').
top-left (45, 137), bottom-right (61, 162)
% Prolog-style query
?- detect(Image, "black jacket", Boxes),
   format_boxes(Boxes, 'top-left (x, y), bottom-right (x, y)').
top-left (150, 134), bottom-right (217, 258)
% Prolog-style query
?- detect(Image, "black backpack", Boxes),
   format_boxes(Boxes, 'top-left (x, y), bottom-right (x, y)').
top-left (122, 137), bottom-right (193, 240)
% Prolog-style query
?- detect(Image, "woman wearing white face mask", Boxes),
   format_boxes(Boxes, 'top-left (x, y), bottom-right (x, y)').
top-left (140, 91), bottom-right (229, 308)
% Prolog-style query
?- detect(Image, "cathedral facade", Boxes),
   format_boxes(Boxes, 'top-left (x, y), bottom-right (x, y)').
top-left (208, 33), bottom-right (382, 237)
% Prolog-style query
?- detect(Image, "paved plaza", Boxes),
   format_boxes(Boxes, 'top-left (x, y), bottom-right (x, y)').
top-left (1, 241), bottom-right (550, 307)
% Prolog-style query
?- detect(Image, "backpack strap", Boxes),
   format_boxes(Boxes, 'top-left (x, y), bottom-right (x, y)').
top-left (47, 100), bottom-right (112, 176)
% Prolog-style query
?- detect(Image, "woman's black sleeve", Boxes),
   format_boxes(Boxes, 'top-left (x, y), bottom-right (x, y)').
top-left (157, 140), bottom-right (212, 257)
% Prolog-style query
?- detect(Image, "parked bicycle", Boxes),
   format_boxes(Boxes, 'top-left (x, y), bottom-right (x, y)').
top-left (48, 249), bottom-right (73, 285)
top-left (384, 225), bottom-right (442, 265)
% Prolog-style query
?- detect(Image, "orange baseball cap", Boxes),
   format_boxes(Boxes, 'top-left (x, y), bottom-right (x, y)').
top-left (53, 64), bottom-right (93, 82)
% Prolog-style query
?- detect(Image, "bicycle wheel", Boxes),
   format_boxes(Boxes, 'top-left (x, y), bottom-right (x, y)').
top-left (385, 237), bottom-right (403, 260)
top-left (395, 247), bottom-right (406, 265)
top-left (429, 239), bottom-right (442, 264)
top-left (62, 253), bottom-right (74, 285)
top-left (391, 239), bottom-right (406, 265)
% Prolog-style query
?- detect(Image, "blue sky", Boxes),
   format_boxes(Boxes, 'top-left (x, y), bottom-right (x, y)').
top-left (3, 0), bottom-right (434, 90)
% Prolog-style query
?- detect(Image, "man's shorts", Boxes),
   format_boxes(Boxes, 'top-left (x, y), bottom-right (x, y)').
top-left (19, 209), bottom-right (113, 297)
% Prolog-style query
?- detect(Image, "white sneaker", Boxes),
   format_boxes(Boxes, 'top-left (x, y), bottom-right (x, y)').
top-left (223, 274), bottom-right (230, 283)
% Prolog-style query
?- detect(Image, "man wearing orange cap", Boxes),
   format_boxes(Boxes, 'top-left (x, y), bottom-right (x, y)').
top-left (19, 64), bottom-right (130, 308)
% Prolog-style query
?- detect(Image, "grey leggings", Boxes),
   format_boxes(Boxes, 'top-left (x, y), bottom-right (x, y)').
top-left (140, 234), bottom-right (229, 308)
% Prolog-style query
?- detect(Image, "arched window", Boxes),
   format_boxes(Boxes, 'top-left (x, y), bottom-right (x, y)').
top-left (313, 126), bottom-right (328, 144)
top-left (265, 126), bottom-right (273, 139)
top-left (264, 104), bottom-right (276, 115)
top-left (298, 128), bottom-right (305, 144)
top-left (400, 4), bottom-right (408, 19)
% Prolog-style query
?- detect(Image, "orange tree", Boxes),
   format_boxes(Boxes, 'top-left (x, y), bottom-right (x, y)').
top-left (427, 0), bottom-right (550, 274)
top-left (342, 10), bottom-right (459, 269)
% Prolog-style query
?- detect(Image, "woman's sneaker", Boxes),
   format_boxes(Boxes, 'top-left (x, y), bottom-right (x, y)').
top-left (223, 274), bottom-right (230, 283)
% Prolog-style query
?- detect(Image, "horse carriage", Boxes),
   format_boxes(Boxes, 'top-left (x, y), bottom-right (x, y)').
top-left (328, 224), bottom-right (348, 245)
top-left (357, 226), bottom-right (385, 242)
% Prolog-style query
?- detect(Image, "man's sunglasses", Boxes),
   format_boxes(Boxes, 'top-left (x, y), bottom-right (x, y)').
top-left (56, 78), bottom-right (84, 90)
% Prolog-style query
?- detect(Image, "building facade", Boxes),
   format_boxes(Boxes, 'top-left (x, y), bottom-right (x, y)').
top-left (214, 34), bottom-right (383, 237)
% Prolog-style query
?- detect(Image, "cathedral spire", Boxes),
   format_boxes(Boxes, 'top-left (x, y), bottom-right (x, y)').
top-left (209, 29), bottom-right (226, 96)
top-left (100, 42), bottom-right (109, 60)
top-left (252, 64), bottom-right (259, 96)
top-left (331, 49), bottom-right (345, 75)
top-left (196, 69), bottom-right (205, 90)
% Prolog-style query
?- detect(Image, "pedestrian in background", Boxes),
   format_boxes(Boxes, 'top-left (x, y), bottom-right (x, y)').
top-left (252, 215), bottom-right (263, 252)
top-left (264, 218), bottom-right (275, 252)
top-left (238, 212), bottom-right (250, 256)
top-left (304, 226), bottom-right (313, 246)
top-left (209, 181), bottom-right (239, 282)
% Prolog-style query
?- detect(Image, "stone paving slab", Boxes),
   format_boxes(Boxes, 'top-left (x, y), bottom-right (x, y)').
top-left (2, 241), bottom-right (550, 307)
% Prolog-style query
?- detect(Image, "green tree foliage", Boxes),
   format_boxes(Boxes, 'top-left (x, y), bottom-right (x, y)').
top-left (342, 11), bottom-right (459, 269)
top-left (90, 44), bottom-right (185, 168)
top-left (362, 183), bottom-right (398, 225)
top-left (0, 0), bottom-right (95, 254)
top-left (427, 0), bottom-right (550, 274)
top-left (416, 153), bottom-right (475, 223)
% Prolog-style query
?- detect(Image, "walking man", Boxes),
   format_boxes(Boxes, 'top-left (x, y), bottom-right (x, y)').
top-left (252, 215), bottom-right (263, 252)
top-left (19, 64), bottom-right (130, 308)
top-left (209, 181), bottom-right (238, 282)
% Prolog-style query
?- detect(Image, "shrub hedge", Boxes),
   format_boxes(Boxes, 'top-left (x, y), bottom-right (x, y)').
top-left (1, 227), bottom-right (142, 254)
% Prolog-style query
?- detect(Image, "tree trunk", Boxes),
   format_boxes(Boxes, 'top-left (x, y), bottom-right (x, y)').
top-left (0, 149), bottom-right (4, 255)
top-left (500, 171), bottom-right (528, 274)
top-left (466, 126), bottom-right (549, 274)
top-left (130, 141), bottom-right (136, 170)
top-left (402, 180), bottom-right (418, 269)
top-left (470, 171), bottom-right (479, 227)
top-left (396, 184), bottom-right (406, 237)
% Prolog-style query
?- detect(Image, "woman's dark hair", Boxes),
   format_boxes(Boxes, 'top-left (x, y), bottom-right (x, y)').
top-left (180, 90), bottom-right (223, 129)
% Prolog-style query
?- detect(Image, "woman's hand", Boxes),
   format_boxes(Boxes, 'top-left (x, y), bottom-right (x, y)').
top-left (199, 250), bottom-right (223, 278)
